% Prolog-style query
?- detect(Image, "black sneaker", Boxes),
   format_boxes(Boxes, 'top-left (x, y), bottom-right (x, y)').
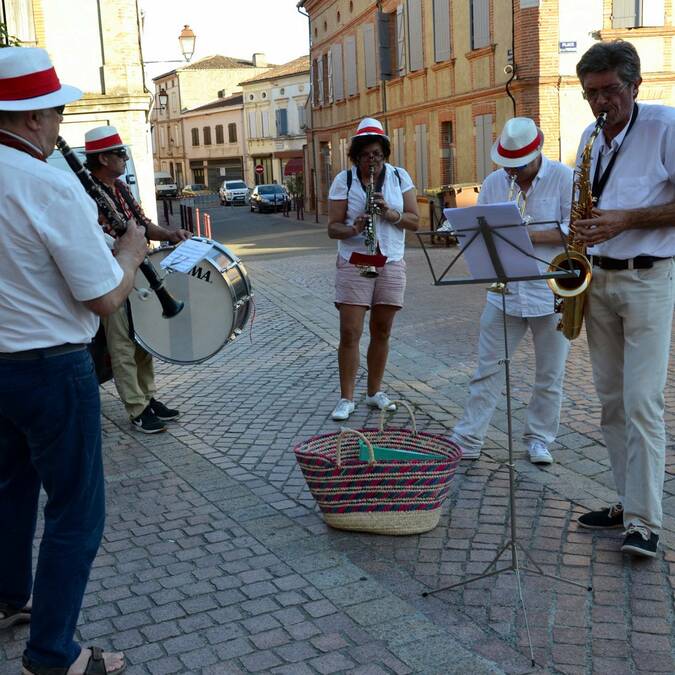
top-left (131, 406), bottom-right (166, 434)
top-left (150, 398), bottom-right (180, 421)
top-left (621, 526), bottom-right (659, 558)
top-left (577, 503), bottom-right (624, 529)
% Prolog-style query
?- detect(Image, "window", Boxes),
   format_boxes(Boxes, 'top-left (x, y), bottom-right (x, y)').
top-left (322, 53), bottom-right (330, 103)
top-left (332, 43), bottom-right (344, 101)
top-left (215, 124), bottom-right (224, 144)
top-left (228, 123), bottom-right (237, 143)
top-left (475, 114), bottom-right (493, 181)
top-left (433, 0), bottom-right (452, 62)
top-left (407, 0), bottom-right (423, 72)
top-left (4, 0), bottom-right (35, 43)
top-left (298, 105), bottom-right (307, 130)
top-left (203, 126), bottom-right (212, 145)
top-left (174, 124), bottom-right (181, 147)
top-left (611, 0), bottom-right (663, 27)
top-left (345, 36), bottom-right (358, 96)
top-left (318, 56), bottom-right (325, 103)
top-left (396, 5), bottom-right (406, 77)
top-left (276, 109), bottom-right (288, 136)
top-left (440, 121), bottom-right (454, 185)
top-left (191, 128), bottom-right (199, 146)
top-left (312, 59), bottom-right (320, 105)
top-left (247, 110), bottom-right (257, 138)
top-left (471, 0), bottom-right (490, 50)
top-left (415, 125), bottom-right (428, 190)
top-left (363, 23), bottom-right (377, 89)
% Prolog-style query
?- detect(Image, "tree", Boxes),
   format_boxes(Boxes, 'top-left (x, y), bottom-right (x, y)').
top-left (0, 22), bottom-right (21, 47)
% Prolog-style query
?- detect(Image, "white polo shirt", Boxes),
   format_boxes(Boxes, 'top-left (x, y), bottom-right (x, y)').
top-left (578, 102), bottom-right (675, 259)
top-left (480, 156), bottom-right (573, 317)
top-left (328, 163), bottom-right (415, 262)
top-left (0, 143), bottom-right (123, 352)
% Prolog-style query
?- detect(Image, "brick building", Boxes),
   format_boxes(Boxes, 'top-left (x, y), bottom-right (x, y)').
top-left (1, 0), bottom-right (158, 219)
top-left (299, 0), bottom-right (675, 220)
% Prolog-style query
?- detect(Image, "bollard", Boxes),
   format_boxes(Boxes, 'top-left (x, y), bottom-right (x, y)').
top-left (195, 207), bottom-right (201, 237)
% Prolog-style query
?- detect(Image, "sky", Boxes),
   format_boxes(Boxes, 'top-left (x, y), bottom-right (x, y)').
top-left (139, 0), bottom-right (309, 80)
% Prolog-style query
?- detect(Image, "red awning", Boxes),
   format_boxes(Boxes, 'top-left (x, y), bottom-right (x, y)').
top-left (283, 157), bottom-right (304, 176)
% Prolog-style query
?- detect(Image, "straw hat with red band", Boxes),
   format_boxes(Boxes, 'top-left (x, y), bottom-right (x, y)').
top-left (491, 117), bottom-right (544, 168)
top-left (84, 126), bottom-right (126, 154)
top-left (0, 47), bottom-right (82, 111)
top-left (352, 117), bottom-right (389, 141)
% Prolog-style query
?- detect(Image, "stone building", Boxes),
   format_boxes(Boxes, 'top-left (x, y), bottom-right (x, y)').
top-left (299, 0), bottom-right (675, 218)
top-left (240, 55), bottom-right (310, 186)
top-left (151, 54), bottom-right (271, 184)
top-left (1, 0), bottom-right (157, 219)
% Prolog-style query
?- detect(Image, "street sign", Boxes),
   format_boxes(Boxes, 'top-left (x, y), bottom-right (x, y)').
top-left (255, 164), bottom-right (264, 175)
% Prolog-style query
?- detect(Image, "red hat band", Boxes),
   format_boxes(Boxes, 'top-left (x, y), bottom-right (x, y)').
top-left (356, 126), bottom-right (385, 136)
top-left (86, 134), bottom-right (124, 152)
top-left (0, 67), bottom-right (61, 101)
top-left (497, 132), bottom-right (542, 160)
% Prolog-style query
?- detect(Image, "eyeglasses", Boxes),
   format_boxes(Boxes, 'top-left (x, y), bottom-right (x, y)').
top-left (53, 105), bottom-right (65, 115)
top-left (107, 149), bottom-right (129, 160)
top-left (582, 82), bottom-right (630, 101)
top-left (358, 151), bottom-right (384, 161)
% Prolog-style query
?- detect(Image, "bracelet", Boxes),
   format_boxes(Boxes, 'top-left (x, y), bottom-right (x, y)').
top-left (390, 209), bottom-right (403, 226)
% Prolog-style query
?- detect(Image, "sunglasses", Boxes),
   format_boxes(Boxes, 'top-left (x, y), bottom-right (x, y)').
top-left (53, 105), bottom-right (65, 115)
top-left (107, 149), bottom-right (129, 160)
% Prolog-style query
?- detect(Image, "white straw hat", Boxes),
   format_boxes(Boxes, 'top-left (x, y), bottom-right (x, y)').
top-left (491, 117), bottom-right (544, 168)
top-left (352, 117), bottom-right (389, 141)
top-left (0, 47), bottom-right (82, 111)
top-left (84, 126), bottom-right (126, 154)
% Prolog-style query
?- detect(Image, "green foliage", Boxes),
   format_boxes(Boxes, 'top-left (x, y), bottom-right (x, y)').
top-left (0, 23), bottom-right (21, 47)
top-left (285, 172), bottom-right (304, 198)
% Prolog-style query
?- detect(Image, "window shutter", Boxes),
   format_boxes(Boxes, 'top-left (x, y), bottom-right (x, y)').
top-left (415, 124), bottom-right (428, 190)
top-left (407, 0), bottom-right (423, 72)
top-left (312, 59), bottom-right (320, 105)
top-left (228, 123), bottom-right (237, 143)
top-left (327, 49), bottom-right (333, 102)
top-left (475, 114), bottom-right (492, 181)
top-left (612, 0), bottom-right (640, 28)
top-left (363, 23), bottom-right (377, 88)
top-left (395, 127), bottom-right (405, 167)
top-left (332, 43), bottom-right (344, 100)
top-left (261, 111), bottom-right (270, 137)
top-left (377, 11), bottom-right (394, 81)
top-left (345, 36), bottom-right (357, 95)
top-left (278, 109), bottom-right (288, 135)
top-left (317, 55), bottom-right (324, 103)
top-left (433, 0), bottom-right (451, 62)
top-left (248, 110), bottom-right (257, 138)
top-left (396, 5), bottom-right (407, 77)
top-left (471, 0), bottom-right (490, 49)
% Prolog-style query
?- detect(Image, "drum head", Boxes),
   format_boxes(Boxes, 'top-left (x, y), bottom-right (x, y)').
top-left (129, 242), bottom-right (242, 364)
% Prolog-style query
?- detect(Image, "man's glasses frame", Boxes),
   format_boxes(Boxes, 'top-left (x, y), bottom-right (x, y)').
top-left (107, 149), bottom-right (129, 160)
top-left (582, 81), bottom-right (630, 101)
top-left (358, 151), bottom-right (384, 161)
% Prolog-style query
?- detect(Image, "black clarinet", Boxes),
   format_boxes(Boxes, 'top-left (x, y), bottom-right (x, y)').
top-left (56, 136), bottom-right (183, 318)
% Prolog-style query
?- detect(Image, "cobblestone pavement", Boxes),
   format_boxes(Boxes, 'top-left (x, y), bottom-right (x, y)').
top-left (2, 210), bottom-right (675, 674)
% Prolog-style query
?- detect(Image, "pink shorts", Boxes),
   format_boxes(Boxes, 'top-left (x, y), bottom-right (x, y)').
top-left (335, 254), bottom-right (407, 309)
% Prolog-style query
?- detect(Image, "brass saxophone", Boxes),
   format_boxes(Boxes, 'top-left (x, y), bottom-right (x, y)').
top-left (546, 112), bottom-right (606, 340)
top-left (360, 162), bottom-right (379, 278)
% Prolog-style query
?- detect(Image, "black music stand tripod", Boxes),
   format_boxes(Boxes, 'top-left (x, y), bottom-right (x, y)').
top-left (417, 215), bottom-right (592, 667)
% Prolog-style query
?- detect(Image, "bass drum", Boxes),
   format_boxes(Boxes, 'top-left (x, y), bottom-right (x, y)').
top-left (128, 237), bottom-right (252, 364)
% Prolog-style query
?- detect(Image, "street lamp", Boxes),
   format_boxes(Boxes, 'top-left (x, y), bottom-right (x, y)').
top-left (157, 88), bottom-right (169, 110)
top-left (178, 25), bottom-right (196, 62)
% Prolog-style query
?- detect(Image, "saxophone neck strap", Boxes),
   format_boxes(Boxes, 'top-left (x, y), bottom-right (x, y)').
top-left (591, 103), bottom-right (639, 203)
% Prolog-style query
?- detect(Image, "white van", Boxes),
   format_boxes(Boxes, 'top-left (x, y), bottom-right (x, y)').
top-left (154, 171), bottom-right (178, 198)
top-left (219, 179), bottom-right (249, 206)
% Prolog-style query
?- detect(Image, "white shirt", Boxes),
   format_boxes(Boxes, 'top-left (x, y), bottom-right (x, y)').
top-left (578, 102), bottom-right (675, 259)
top-left (328, 163), bottom-right (415, 262)
top-left (0, 143), bottom-right (123, 351)
top-left (479, 156), bottom-right (573, 317)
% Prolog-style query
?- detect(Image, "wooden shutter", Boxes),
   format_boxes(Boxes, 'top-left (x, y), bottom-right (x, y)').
top-left (396, 5), bottom-right (406, 77)
top-left (247, 111), bottom-right (256, 138)
top-left (327, 49), bottom-right (333, 102)
top-left (378, 11), bottom-right (394, 81)
top-left (407, 0), bottom-right (423, 72)
top-left (277, 109), bottom-right (288, 136)
top-left (612, 0), bottom-right (640, 28)
top-left (345, 36), bottom-right (357, 96)
top-left (471, 0), bottom-right (490, 49)
top-left (332, 43), bottom-right (344, 100)
top-left (312, 59), bottom-right (320, 105)
top-left (433, 0), bottom-right (451, 62)
top-left (261, 111), bottom-right (270, 137)
top-left (475, 114), bottom-right (492, 181)
top-left (363, 23), bottom-right (377, 89)
top-left (415, 124), bottom-right (428, 190)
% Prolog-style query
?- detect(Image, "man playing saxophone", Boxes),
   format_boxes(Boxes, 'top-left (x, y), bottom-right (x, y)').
top-left (573, 41), bottom-right (675, 558)
top-left (450, 118), bottom-right (573, 465)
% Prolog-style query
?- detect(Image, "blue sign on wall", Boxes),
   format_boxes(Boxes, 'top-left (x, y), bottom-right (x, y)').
top-left (559, 41), bottom-right (578, 53)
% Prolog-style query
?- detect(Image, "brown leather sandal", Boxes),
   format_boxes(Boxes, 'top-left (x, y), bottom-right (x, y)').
top-left (0, 601), bottom-right (31, 629)
top-left (22, 647), bottom-right (126, 675)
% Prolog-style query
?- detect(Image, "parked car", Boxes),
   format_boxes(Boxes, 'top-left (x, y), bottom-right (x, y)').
top-left (181, 183), bottom-right (212, 197)
top-left (219, 179), bottom-right (249, 206)
top-left (249, 184), bottom-right (291, 213)
top-left (154, 171), bottom-right (178, 198)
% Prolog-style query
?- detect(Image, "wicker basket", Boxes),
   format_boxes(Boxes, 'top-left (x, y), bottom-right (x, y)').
top-left (294, 401), bottom-right (461, 535)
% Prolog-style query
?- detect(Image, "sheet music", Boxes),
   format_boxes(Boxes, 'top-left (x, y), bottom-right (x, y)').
top-left (443, 202), bottom-right (541, 280)
top-left (159, 239), bottom-right (214, 273)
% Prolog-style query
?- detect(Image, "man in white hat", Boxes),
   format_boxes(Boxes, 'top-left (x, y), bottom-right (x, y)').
top-left (84, 125), bottom-right (190, 434)
top-left (450, 117), bottom-right (573, 465)
top-left (0, 48), bottom-right (147, 674)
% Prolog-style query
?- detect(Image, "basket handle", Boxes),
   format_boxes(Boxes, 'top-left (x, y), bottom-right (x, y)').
top-left (336, 427), bottom-right (376, 468)
top-left (379, 400), bottom-right (417, 435)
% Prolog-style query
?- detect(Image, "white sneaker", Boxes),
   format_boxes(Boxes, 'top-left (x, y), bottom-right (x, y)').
top-left (528, 441), bottom-right (553, 465)
top-left (331, 398), bottom-right (355, 421)
top-left (365, 391), bottom-right (396, 411)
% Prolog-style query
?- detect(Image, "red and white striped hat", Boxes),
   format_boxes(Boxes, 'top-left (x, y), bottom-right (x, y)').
top-left (491, 117), bottom-right (544, 168)
top-left (0, 47), bottom-right (82, 111)
top-left (84, 126), bottom-right (126, 154)
top-left (352, 117), bottom-right (389, 141)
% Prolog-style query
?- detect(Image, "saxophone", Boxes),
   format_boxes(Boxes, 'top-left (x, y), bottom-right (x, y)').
top-left (546, 112), bottom-right (606, 340)
top-left (360, 162), bottom-right (379, 278)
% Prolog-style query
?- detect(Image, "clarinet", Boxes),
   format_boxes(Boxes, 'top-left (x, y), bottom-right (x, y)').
top-left (56, 136), bottom-right (184, 319)
top-left (360, 162), bottom-right (379, 278)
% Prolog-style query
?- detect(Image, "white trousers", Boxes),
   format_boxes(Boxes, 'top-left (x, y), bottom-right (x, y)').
top-left (585, 259), bottom-right (674, 533)
top-left (452, 303), bottom-right (570, 454)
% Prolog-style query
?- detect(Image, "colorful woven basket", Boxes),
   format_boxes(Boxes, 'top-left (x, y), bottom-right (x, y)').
top-left (294, 401), bottom-right (462, 535)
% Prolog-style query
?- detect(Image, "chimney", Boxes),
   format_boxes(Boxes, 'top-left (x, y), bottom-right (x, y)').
top-left (252, 52), bottom-right (267, 68)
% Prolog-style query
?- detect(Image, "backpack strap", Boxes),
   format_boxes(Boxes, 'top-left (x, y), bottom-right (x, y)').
top-left (346, 169), bottom-right (352, 196)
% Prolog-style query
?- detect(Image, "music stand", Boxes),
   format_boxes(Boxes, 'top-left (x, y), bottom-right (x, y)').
top-left (416, 208), bottom-right (592, 667)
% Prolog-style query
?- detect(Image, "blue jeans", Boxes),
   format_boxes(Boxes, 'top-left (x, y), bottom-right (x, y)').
top-left (0, 349), bottom-right (105, 668)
